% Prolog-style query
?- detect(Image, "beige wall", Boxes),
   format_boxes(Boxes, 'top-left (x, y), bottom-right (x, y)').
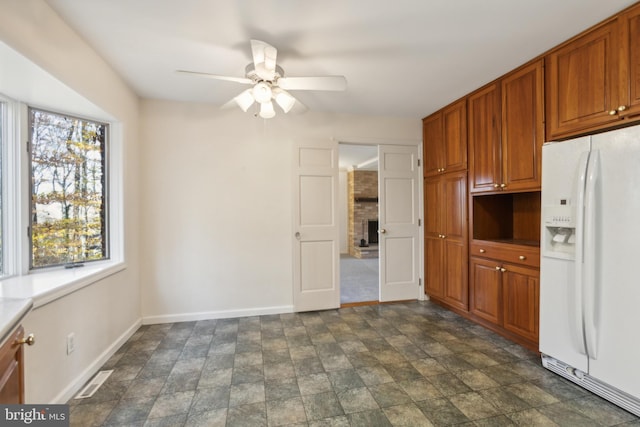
top-left (0, 1), bottom-right (141, 403)
top-left (140, 99), bottom-right (420, 322)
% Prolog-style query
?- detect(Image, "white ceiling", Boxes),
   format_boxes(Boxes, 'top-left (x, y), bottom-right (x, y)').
top-left (46, 0), bottom-right (636, 119)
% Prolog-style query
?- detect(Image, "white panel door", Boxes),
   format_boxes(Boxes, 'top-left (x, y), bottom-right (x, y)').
top-left (378, 145), bottom-right (420, 302)
top-left (293, 140), bottom-right (340, 312)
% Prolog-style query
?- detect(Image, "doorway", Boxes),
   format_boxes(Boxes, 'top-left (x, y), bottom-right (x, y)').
top-left (339, 143), bottom-right (380, 304)
top-left (293, 140), bottom-right (420, 312)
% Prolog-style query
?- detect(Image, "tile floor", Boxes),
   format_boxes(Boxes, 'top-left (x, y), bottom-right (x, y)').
top-left (68, 301), bottom-right (640, 426)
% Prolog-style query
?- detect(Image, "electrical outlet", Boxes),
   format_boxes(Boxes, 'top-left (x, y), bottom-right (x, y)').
top-left (67, 333), bottom-right (75, 355)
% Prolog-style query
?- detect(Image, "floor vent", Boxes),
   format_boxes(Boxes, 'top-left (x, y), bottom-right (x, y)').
top-left (75, 369), bottom-right (113, 399)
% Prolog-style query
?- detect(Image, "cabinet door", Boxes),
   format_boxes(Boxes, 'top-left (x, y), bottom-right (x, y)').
top-left (423, 113), bottom-right (443, 177)
top-left (442, 171), bottom-right (468, 310)
top-left (546, 20), bottom-right (620, 138)
top-left (424, 176), bottom-right (443, 298)
top-left (442, 99), bottom-right (467, 173)
top-left (470, 257), bottom-right (502, 324)
top-left (444, 239), bottom-right (467, 310)
top-left (425, 237), bottom-right (444, 298)
top-left (442, 171), bottom-right (467, 241)
top-left (0, 326), bottom-right (25, 404)
top-left (502, 264), bottom-right (539, 343)
top-left (469, 83), bottom-right (501, 193)
top-left (424, 176), bottom-right (441, 238)
top-left (501, 60), bottom-right (544, 192)
top-left (620, 4), bottom-right (640, 118)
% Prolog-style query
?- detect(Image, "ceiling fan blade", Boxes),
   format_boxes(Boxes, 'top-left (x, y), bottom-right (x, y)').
top-left (176, 70), bottom-right (252, 85)
top-left (250, 39), bottom-right (277, 80)
top-left (277, 76), bottom-right (347, 91)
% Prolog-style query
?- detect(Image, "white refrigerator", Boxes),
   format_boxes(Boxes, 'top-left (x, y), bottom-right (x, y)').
top-left (540, 125), bottom-right (640, 417)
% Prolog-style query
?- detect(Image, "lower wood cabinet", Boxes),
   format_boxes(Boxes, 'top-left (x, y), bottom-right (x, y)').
top-left (502, 263), bottom-right (539, 343)
top-left (469, 242), bottom-right (540, 349)
top-left (424, 171), bottom-right (468, 312)
top-left (0, 326), bottom-right (26, 404)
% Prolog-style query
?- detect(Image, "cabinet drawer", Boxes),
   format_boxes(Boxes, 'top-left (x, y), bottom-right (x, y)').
top-left (470, 241), bottom-right (540, 268)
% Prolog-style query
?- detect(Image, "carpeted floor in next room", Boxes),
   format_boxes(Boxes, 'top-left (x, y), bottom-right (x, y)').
top-left (340, 254), bottom-right (379, 304)
top-left (67, 301), bottom-right (639, 426)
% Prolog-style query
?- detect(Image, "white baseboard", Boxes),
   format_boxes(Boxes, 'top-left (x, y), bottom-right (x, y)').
top-left (142, 305), bottom-right (294, 325)
top-left (50, 318), bottom-right (142, 404)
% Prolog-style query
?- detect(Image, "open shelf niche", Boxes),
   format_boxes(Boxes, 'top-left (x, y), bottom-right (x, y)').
top-left (471, 191), bottom-right (541, 246)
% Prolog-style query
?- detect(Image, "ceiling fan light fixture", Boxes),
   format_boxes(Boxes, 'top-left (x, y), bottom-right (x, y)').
top-left (234, 89), bottom-right (255, 112)
top-left (252, 81), bottom-right (272, 103)
top-left (273, 88), bottom-right (296, 113)
top-left (259, 101), bottom-right (276, 119)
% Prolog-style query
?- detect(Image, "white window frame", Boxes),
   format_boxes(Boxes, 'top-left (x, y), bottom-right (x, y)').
top-left (0, 97), bottom-right (125, 307)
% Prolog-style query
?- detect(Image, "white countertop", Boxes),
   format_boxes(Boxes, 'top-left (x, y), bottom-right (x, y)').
top-left (0, 298), bottom-right (33, 344)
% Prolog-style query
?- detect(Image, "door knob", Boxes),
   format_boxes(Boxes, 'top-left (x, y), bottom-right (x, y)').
top-left (379, 229), bottom-right (387, 234)
top-left (295, 232), bottom-right (301, 240)
top-left (16, 334), bottom-right (35, 346)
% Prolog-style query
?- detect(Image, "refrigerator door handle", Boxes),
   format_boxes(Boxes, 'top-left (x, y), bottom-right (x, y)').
top-left (583, 150), bottom-right (600, 360)
top-left (573, 150), bottom-right (590, 354)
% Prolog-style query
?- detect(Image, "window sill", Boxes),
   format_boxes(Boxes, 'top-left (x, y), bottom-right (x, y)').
top-left (0, 261), bottom-right (126, 309)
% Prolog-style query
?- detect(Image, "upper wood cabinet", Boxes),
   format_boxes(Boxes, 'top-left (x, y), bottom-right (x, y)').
top-left (469, 60), bottom-right (544, 193)
top-left (423, 99), bottom-right (467, 177)
top-left (501, 60), bottom-right (544, 192)
top-left (546, 3), bottom-right (640, 139)
top-left (545, 20), bottom-right (620, 138)
top-left (468, 83), bottom-right (501, 193)
top-left (620, 3), bottom-right (640, 120)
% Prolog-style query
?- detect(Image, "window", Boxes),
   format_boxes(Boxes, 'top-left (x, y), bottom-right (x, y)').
top-left (29, 108), bottom-right (108, 269)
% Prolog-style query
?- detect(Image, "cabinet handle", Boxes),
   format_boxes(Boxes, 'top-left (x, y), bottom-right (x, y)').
top-left (479, 249), bottom-right (486, 253)
top-left (519, 255), bottom-right (526, 260)
top-left (16, 333), bottom-right (35, 346)
top-left (609, 109), bottom-right (618, 116)
top-left (495, 266), bottom-right (501, 271)
top-left (618, 105), bottom-right (627, 112)
top-left (493, 183), bottom-right (499, 188)
top-left (500, 268), bottom-right (507, 273)
top-left (500, 183), bottom-right (506, 188)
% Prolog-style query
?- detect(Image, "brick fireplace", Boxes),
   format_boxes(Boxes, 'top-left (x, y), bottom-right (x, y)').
top-left (348, 170), bottom-right (379, 258)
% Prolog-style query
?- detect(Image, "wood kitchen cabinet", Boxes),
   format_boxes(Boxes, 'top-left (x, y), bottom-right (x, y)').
top-left (468, 83), bottom-right (501, 193)
top-left (501, 60), bottom-right (544, 192)
top-left (423, 99), bottom-right (467, 178)
top-left (469, 60), bottom-right (543, 193)
top-left (469, 242), bottom-right (540, 350)
top-left (620, 3), bottom-right (640, 120)
top-left (546, 2), bottom-right (640, 139)
top-left (424, 171), bottom-right (468, 311)
top-left (0, 326), bottom-right (26, 404)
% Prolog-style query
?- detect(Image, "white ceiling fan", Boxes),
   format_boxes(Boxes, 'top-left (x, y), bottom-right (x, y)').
top-left (177, 40), bottom-right (347, 118)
